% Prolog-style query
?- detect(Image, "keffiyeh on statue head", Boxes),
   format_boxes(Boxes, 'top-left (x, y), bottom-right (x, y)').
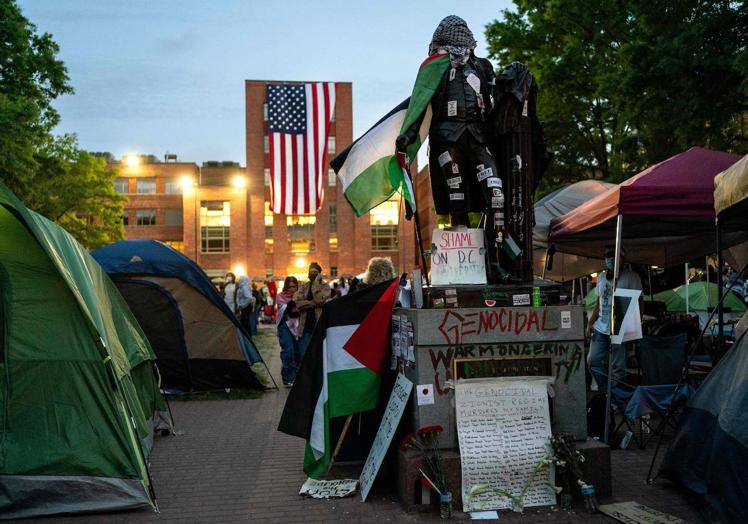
top-left (429, 15), bottom-right (477, 67)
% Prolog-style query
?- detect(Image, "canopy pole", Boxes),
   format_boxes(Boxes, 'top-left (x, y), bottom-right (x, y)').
top-left (717, 216), bottom-right (724, 357)
top-left (706, 256), bottom-right (710, 291)
top-left (647, 266), bottom-right (654, 301)
top-left (685, 263), bottom-right (690, 314)
top-left (541, 244), bottom-right (550, 280)
top-left (571, 278), bottom-right (576, 304)
top-left (603, 214), bottom-right (623, 445)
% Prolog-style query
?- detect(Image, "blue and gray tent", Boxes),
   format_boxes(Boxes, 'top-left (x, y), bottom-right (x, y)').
top-left (92, 240), bottom-right (270, 391)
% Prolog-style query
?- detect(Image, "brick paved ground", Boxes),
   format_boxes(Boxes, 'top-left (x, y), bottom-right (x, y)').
top-left (27, 325), bottom-right (703, 523)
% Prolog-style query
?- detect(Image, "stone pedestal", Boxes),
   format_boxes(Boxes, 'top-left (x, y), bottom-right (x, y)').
top-left (577, 438), bottom-right (612, 499)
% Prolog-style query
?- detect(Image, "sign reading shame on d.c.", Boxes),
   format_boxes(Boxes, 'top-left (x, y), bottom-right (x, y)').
top-left (430, 228), bottom-right (486, 285)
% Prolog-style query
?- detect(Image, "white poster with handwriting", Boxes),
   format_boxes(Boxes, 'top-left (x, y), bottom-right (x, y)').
top-left (359, 373), bottom-right (413, 501)
top-left (456, 377), bottom-right (555, 512)
top-left (430, 229), bottom-right (487, 285)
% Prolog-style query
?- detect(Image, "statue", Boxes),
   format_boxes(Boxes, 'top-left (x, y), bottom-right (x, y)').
top-left (396, 15), bottom-right (509, 283)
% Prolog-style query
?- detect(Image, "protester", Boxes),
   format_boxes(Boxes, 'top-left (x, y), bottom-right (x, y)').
top-left (236, 276), bottom-right (255, 338)
top-left (293, 262), bottom-right (331, 360)
top-left (586, 245), bottom-right (642, 393)
top-left (338, 277), bottom-right (349, 296)
top-left (249, 282), bottom-right (260, 335)
top-left (222, 272), bottom-right (237, 314)
top-left (348, 277), bottom-right (360, 294)
top-left (362, 257), bottom-right (395, 288)
top-left (331, 282), bottom-right (340, 299)
top-left (276, 276), bottom-right (300, 386)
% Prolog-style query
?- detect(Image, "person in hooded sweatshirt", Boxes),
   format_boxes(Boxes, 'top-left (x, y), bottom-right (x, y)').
top-left (235, 275), bottom-right (256, 338)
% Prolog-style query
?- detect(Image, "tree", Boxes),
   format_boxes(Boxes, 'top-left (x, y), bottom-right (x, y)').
top-left (485, 0), bottom-right (747, 192)
top-left (0, 0), bottom-right (124, 247)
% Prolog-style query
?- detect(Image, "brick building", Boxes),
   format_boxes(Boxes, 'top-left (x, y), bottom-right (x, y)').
top-left (115, 79), bottom-right (418, 280)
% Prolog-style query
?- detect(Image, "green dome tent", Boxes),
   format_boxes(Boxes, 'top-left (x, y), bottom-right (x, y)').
top-left (652, 281), bottom-right (746, 313)
top-left (0, 183), bottom-right (168, 518)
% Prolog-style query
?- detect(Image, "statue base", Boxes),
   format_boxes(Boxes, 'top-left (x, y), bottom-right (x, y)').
top-left (422, 279), bottom-right (561, 309)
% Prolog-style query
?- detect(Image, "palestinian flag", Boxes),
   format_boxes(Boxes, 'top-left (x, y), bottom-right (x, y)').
top-left (331, 53), bottom-right (450, 216)
top-left (277, 278), bottom-right (400, 477)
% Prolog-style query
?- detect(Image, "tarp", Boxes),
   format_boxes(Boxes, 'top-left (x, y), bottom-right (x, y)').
top-left (92, 240), bottom-right (264, 391)
top-left (714, 154), bottom-right (748, 272)
top-left (533, 180), bottom-right (612, 281)
top-left (549, 147), bottom-right (744, 266)
top-left (660, 313), bottom-right (748, 523)
top-left (0, 183), bottom-right (166, 518)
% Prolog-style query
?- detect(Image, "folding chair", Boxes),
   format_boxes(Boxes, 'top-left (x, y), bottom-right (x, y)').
top-left (612, 333), bottom-right (693, 448)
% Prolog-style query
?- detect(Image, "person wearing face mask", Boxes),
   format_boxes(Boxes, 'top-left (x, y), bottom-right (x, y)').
top-left (293, 262), bottom-right (331, 362)
top-left (586, 246), bottom-right (642, 393)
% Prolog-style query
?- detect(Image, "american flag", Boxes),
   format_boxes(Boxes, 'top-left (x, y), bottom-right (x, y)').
top-left (267, 82), bottom-right (336, 215)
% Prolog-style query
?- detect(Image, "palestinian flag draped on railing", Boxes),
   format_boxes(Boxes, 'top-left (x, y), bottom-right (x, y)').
top-left (331, 53), bottom-right (450, 216)
top-left (278, 278), bottom-right (400, 477)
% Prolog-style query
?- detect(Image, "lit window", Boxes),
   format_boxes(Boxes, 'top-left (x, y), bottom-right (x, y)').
top-left (114, 177), bottom-right (129, 194)
top-left (329, 203), bottom-right (337, 233)
top-left (164, 177), bottom-right (183, 194)
top-left (164, 240), bottom-right (184, 253)
top-left (329, 236), bottom-right (338, 252)
top-left (263, 103), bottom-right (268, 121)
top-left (264, 168), bottom-right (270, 186)
top-left (136, 209), bottom-right (156, 226)
top-left (200, 201), bottom-right (230, 253)
top-left (287, 215), bottom-right (316, 253)
top-left (328, 168), bottom-right (336, 187)
top-left (327, 136), bottom-right (336, 155)
top-left (371, 225), bottom-right (398, 251)
top-left (370, 199), bottom-right (400, 226)
top-left (121, 210), bottom-right (129, 226)
top-left (264, 136), bottom-right (269, 154)
top-left (165, 209), bottom-right (183, 225)
top-left (136, 178), bottom-right (156, 194)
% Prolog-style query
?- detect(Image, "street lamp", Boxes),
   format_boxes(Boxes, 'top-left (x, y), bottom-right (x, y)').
top-left (232, 175), bottom-right (247, 189)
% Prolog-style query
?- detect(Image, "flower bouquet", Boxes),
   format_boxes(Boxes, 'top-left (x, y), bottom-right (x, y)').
top-left (550, 433), bottom-right (597, 512)
top-left (401, 425), bottom-right (450, 517)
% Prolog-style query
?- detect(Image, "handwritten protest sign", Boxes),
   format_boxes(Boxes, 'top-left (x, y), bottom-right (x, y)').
top-left (299, 478), bottom-right (358, 499)
top-left (456, 377), bottom-right (555, 512)
top-left (430, 229), bottom-right (486, 285)
top-left (599, 502), bottom-right (686, 524)
top-left (359, 373), bottom-right (413, 501)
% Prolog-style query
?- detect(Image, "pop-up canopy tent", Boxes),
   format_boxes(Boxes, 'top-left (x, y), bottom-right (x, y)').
top-left (660, 314), bottom-right (748, 522)
top-left (715, 154), bottom-right (748, 273)
top-left (0, 184), bottom-right (167, 518)
top-left (92, 240), bottom-right (270, 391)
top-left (549, 147), bottom-right (744, 266)
top-left (534, 180), bottom-right (612, 281)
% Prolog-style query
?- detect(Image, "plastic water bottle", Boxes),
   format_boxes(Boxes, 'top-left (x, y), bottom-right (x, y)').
top-left (581, 485), bottom-right (598, 513)
top-left (532, 286), bottom-right (541, 307)
top-left (439, 492), bottom-right (452, 519)
top-left (620, 430), bottom-right (633, 449)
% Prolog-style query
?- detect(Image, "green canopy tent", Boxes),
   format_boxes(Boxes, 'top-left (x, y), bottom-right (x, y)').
top-left (652, 281), bottom-right (747, 313)
top-left (0, 183), bottom-right (169, 518)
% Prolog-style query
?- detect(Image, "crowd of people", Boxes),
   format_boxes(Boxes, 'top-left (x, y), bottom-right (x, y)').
top-left (217, 257), bottom-right (398, 386)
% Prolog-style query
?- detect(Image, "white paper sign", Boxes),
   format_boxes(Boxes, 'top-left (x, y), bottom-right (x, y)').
top-left (430, 229), bottom-right (487, 285)
top-left (456, 377), bottom-right (555, 512)
top-left (599, 502), bottom-right (686, 524)
top-left (611, 288), bottom-right (642, 345)
top-left (416, 384), bottom-right (434, 406)
top-left (359, 374), bottom-right (413, 501)
top-left (299, 478), bottom-right (358, 499)
top-left (561, 311), bottom-right (571, 329)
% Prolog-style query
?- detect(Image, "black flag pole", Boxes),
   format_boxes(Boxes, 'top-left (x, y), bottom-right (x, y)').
top-left (398, 152), bottom-right (430, 286)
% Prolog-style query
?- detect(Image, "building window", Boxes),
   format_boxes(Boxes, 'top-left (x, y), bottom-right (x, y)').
top-left (164, 240), bottom-right (184, 253)
top-left (331, 266), bottom-right (338, 277)
top-left (136, 209), bottom-right (156, 226)
top-left (263, 103), bottom-right (268, 121)
top-left (165, 209), bottom-right (183, 225)
top-left (122, 210), bottom-right (129, 226)
top-left (370, 198), bottom-right (399, 251)
top-left (114, 177), bottom-right (129, 194)
top-left (264, 136), bottom-right (269, 154)
top-left (200, 200), bottom-right (230, 253)
top-left (329, 236), bottom-right (338, 252)
top-left (327, 136), bottom-right (336, 155)
top-left (136, 177), bottom-right (156, 194)
top-left (264, 201), bottom-right (273, 254)
top-left (164, 177), bottom-right (183, 194)
top-left (287, 215), bottom-right (316, 253)
top-left (329, 203), bottom-right (337, 233)
top-left (264, 168), bottom-right (270, 186)
top-left (328, 168), bottom-right (336, 187)
top-left (331, 107), bottom-right (336, 123)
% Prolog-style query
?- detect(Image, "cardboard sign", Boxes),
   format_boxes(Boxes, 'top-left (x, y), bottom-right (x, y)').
top-left (456, 377), bottom-right (555, 512)
top-left (430, 229), bottom-right (487, 285)
top-left (299, 478), bottom-right (358, 499)
top-left (611, 288), bottom-right (642, 345)
top-left (599, 502), bottom-right (686, 524)
top-left (359, 373), bottom-right (413, 501)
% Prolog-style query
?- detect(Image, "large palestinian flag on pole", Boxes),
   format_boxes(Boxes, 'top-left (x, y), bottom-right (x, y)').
top-left (331, 53), bottom-right (450, 216)
top-left (278, 278), bottom-right (400, 478)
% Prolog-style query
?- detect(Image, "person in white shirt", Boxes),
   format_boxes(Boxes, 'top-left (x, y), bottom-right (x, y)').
top-left (586, 246), bottom-right (642, 392)
top-left (222, 272), bottom-right (237, 314)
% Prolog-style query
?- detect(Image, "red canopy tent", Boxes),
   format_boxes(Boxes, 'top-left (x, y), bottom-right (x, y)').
top-left (549, 147), bottom-right (745, 266)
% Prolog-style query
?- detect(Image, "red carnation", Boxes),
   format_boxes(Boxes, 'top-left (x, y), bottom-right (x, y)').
top-left (400, 432), bottom-right (414, 450)
top-left (417, 425), bottom-right (444, 436)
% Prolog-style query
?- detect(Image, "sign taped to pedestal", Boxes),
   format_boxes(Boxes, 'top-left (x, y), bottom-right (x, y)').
top-left (430, 229), bottom-right (486, 285)
top-left (456, 377), bottom-right (555, 512)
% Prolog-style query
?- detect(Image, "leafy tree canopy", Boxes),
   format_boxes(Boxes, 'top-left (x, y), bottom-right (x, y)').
top-left (486, 0), bottom-right (747, 194)
top-left (0, 0), bottom-right (124, 248)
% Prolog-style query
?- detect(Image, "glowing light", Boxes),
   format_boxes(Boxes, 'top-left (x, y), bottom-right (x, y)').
top-left (294, 257), bottom-right (307, 269)
top-left (232, 175), bottom-right (247, 189)
top-left (590, 272), bottom-right (598, 279)
top-left (232, 264), bottom-right (246, 277)
top-left (180, 176), bottom-right (197, 189)
top-left (123, 154), bottom-right (140, 167)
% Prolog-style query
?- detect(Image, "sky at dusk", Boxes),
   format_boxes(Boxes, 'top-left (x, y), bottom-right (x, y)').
top-left (19, 0), bottom-right (513, 165)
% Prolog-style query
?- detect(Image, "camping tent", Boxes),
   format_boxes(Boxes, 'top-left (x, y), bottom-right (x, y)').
top-left (534, 180), bottom-right (612, 281)
top-left (549, 147), bottom-right (745, 266)
top-left (0, 184), bottom-right (167, 518)
top-left (715, 154), bottom-right (748, 273)
top-left (660, 313), bottom-right (748, 522)
top-left (652, 282), bottom-right (746, 314)
top-left (91, 240), bottom-right (265, 391)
